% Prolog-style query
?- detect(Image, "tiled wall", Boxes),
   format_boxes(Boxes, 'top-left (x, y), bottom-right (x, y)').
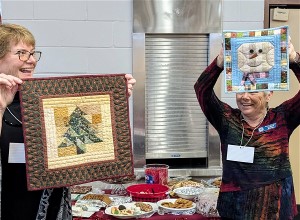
top-left (1, 0), bottom-right (265, 128)
top-left (221, 0), bottom-right (265, 107)
top-left (4, 0), bottom-right (300, 204)
top-left (2, 0), bottom-right (133, 76)
top-left (2, 0), bottom-right (264, 78)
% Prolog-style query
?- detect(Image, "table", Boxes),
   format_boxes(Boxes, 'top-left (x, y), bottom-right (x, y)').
top-left (73, 210), bottom-right (221, 220)
top-left (72, 189), bottom-right (221, 220)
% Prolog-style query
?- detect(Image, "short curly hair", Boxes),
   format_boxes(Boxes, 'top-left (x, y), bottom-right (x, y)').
top-left (0, 23), bottom-right (35, 59)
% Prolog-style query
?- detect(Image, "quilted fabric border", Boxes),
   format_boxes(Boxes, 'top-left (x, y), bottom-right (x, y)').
top-left (19, 74), bottom-right (134, 190)
top-left (223, 25), bottom-right (289, 93)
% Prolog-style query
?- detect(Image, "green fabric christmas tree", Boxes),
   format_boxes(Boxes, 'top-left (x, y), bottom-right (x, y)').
top-left (58, 106), bottom-right (103, 154)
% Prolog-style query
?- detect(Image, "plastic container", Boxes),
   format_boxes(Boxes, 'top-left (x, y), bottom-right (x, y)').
top-left (195, 187), bottom-right (220, 217)
top-left (126, 184), bottom-right (169, 202)
top-left (144, 164), bottom-right (169, 185)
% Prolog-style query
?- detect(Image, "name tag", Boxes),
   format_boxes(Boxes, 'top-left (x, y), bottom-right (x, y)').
top-left (227, 144), bottom-right (254, 163)
top-left (8, 143), bottom-right (25, 163)
top-left (258, 123), bottom-right (276, 132)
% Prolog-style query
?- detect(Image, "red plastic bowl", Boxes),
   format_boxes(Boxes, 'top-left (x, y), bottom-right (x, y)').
top-left (126, 184), bottom-right (169, 202)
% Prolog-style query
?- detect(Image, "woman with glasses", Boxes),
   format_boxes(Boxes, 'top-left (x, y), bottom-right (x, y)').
top-left (0, 23), bottom-right (135, 220)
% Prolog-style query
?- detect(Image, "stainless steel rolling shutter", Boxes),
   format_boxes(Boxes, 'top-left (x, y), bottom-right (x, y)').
top-left (145, 34), bottom-right (209, 159)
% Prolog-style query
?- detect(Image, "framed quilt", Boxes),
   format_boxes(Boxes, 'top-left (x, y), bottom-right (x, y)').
top-left (19, 74), bottom-right (134, 190)
top-left (223, 26), bottom-right (289, 93)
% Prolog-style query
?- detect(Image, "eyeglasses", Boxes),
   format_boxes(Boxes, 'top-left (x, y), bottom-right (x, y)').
top-left (14, 50), bottom-right (42, 62)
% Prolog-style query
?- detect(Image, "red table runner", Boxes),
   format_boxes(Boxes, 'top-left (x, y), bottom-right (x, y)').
top-left (72, 189), bottom-right (221, 220)
top-left (73, 210), bottom-right (221, 220)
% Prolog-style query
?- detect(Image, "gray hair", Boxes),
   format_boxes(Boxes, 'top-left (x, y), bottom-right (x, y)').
top-left (264, 91), bottom-right (271, 95)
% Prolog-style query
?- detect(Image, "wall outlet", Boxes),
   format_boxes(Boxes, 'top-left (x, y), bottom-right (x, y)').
top-left (273, 8), bottom-right (289, 21)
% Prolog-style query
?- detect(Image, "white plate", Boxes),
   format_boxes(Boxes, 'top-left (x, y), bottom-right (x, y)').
top-left (173, 187), bottom-right (203, 200)
top-left (105, 202), bottom-right (157, 219)
top-left (109, 196), bottom-right (132, 206)
top-left (157, 198), bottom-right (196, 212)
top-left (72, 205), bottom-right (96, 218)
top-left (75, 199), bottom-right (107, 209)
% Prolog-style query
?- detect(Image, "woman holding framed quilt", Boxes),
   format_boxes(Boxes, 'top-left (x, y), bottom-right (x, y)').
top-left (194, 36), bottom-right (300, 219)
top-left (0, 23), bottom-right (136, 220)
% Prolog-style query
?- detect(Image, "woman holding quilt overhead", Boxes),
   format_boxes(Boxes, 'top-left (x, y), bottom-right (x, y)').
top-left (0, 23), bottom-right (136, 220)
top-left (194, 37), bottom-right (300, 220)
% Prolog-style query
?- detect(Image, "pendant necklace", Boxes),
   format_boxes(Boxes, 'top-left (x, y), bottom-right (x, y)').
top-left (240, 111), bottom-right (267, 147)
top-left (6, 107), bottom-right (22, 124)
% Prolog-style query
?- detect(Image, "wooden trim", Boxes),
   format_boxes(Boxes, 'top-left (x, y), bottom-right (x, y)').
top-left (297, 205), bottom-right (300, 219)
top-left (264, 0), bottom-right (300, 28)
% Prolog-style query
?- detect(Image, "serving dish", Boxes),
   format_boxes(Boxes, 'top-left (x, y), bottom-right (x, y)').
top-left (126, 184), bottom-right (169, 202)
top-left (157, 198), bottom-right (196, 212)
top-left (173, 186), bottom-right (203, 200)
top-left (105, 202), bottom-right (157, 219)
top-left (72, 204), bottom-right (99, 218)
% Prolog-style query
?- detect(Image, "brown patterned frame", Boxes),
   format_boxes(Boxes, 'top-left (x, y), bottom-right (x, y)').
top-left (19, 74), bottom-right (134, 190)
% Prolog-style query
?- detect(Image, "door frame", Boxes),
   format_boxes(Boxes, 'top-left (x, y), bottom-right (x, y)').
top-left (264, 0), bottom-right (300, 28)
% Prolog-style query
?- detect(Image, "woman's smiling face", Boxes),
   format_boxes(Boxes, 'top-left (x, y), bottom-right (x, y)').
top-left (0, 41), bottom-right (37, 79)
top-left (236, 91), bottom-right (272, 118)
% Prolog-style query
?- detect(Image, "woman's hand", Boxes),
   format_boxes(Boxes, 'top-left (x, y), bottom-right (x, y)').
top-left (217, 47), bottom-right (224, 68)
top-left (0, 73), bottom-right (22, 114)
top-left (125, 74), bottom-right (136, 97)
top-left (288, 36), bottom-right (297, 62)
